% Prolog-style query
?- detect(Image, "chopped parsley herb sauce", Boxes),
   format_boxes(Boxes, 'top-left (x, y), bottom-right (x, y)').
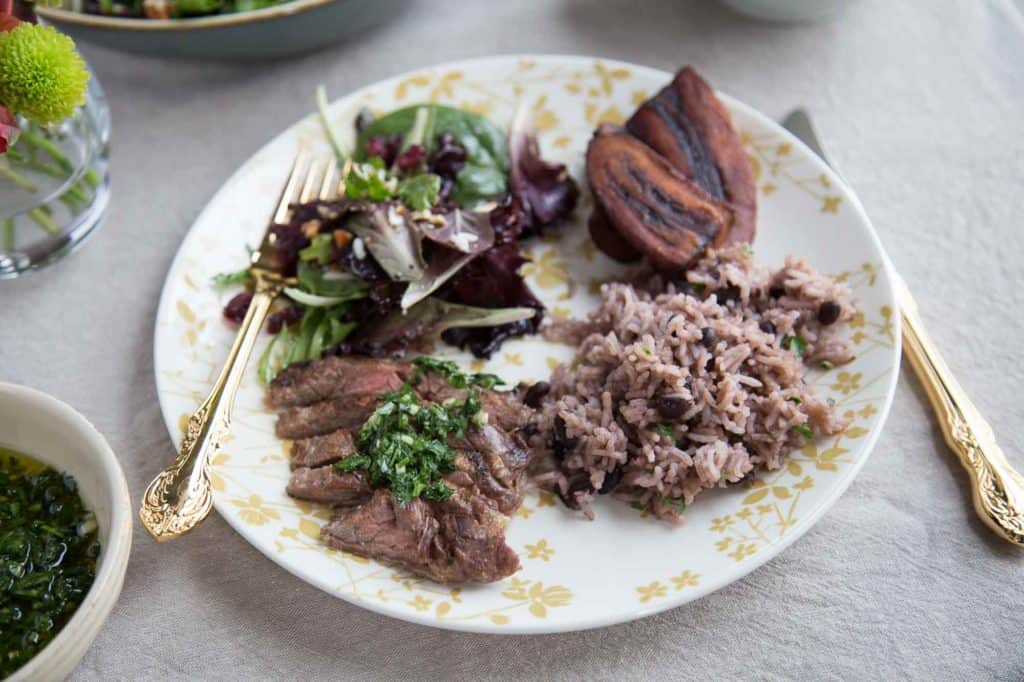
top-left (1, 450), bottom-right (98, 678)
top-left (335, 357), bottom-right (504, 505)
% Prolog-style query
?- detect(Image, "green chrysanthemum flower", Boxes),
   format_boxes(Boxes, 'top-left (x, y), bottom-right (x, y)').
top-left (0, 24), bottom-right (89, 127)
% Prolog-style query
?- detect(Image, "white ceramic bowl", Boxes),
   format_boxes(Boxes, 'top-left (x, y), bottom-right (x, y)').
top-left (0, 383), bottom-right (132, 681)
top-left (718, 0), bottom-right (858, 22)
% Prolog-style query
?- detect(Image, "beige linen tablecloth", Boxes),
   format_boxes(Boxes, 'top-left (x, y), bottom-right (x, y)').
top-left (2, 0), bottom-right (1023, 678)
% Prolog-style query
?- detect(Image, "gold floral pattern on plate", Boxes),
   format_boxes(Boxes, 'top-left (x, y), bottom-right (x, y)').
top-left (153, 56), bottom-right (899, 633)
top-left (636, 570), bottom-right (701, 603)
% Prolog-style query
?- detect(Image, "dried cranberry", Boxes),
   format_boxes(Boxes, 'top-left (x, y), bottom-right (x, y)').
top-left (266, 305), bottom-right (303, 334)
top-left (394, 144), bottom-right (426, 172)
top-left (488, 194), bottom-right (530, 244)
top-left (428, 132), bottom-right (468, 177)
top-left (364, 133), bottom-right (402, 167)
top-left (223, 292), bottom-right (253, 324)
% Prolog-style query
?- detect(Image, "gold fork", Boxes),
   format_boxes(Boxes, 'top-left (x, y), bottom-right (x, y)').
top-left (140, 152), bottom-right (341, 541)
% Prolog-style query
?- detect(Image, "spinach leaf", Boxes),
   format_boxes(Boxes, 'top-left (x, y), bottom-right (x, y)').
top-left (453, 165), bottom-right (507, 207)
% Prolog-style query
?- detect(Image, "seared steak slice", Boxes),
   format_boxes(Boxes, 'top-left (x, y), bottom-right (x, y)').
top-left (287, 466), bottom-right (371, 506)
top-left (289, 428), bottom-right (356, 470)
top-left (267, 356), bottom-right (408, 408)
top-left (275, 394), bottom-right (379, 439)
top-left (449, 425), bottom-right (531, 515)
top-left (322, 492), bottom-right (437, 575)
top-left (433, 492), bottom-right (520, 582)
top-left (321, 489), bottom-right (520, 583)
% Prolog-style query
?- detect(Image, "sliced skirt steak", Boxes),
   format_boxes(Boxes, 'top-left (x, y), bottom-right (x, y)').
top-left (289, 428), bottom-right (356, 470)
top-left (270, 355), bottom-right (537, 583)
top-left (321, 489), bottom-right (520, 583)
top-left (267, 356), bottom-right (408, 408)
top-left (286, 466), bottom-right (372, 506)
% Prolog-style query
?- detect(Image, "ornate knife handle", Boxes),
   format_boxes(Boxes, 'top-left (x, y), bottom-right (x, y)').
top-left (897, 277), bottom-right (1024, 546)
top-left (140, 279), bottom-right (282, 541)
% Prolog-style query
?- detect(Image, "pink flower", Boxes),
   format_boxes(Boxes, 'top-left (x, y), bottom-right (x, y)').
top-left (0, 13), bottom-right (19, 32)
top-left (0, 0), bottom-right (18, 30)
top-left (0, 103), bottom-right (19, 154)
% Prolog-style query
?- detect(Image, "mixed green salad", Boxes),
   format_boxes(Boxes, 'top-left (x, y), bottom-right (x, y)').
top-left (69, 0), bottom-right (293, 19)
top-left (216, 88), bottom-right (578, 383)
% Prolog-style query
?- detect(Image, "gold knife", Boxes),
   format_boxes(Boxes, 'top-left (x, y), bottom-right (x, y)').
top-left (781, 109), bottom-right (1024, 546)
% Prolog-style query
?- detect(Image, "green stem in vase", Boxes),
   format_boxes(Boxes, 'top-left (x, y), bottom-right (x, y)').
top-left (19, 129), bottom-right (74, 173)
top-left (0, 162), bottom-right (38, 192)
top-left (1, 219), bottom-right (13, 251)
top-left (27, 207), bottom-right (59, 234)
top-left (14, 158), bottom-right (67, 179)
top-left (64, 181), bottom-right (89, 204)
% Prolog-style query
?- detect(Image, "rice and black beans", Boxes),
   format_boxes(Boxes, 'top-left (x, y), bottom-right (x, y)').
top-left (532, 245), bottom-right (856, 522)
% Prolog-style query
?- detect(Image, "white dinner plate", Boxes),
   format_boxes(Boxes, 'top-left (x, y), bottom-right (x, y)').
top-left (154, 55), bottom-right (900, 634)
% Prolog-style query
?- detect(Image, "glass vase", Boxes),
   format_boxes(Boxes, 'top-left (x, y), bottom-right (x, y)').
top-left (0, 65), bottom-right (111, 278)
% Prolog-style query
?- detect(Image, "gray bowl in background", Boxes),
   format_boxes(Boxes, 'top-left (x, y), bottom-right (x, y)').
top-left (36, 0), bottom-right (406, 60)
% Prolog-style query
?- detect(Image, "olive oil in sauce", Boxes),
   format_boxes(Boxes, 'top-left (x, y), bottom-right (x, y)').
top-left (0, 447), bottom-right (99, 678)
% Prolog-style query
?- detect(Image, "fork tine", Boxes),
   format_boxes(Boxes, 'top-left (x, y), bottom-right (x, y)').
top-left (318, 162), bottom-right (337, 200)
top-left (336, 158), bottom-right (352, 198)
top-left (273, 150), bottom-right (309, 225)
top-left (299, 159), bottom-right (322, 204)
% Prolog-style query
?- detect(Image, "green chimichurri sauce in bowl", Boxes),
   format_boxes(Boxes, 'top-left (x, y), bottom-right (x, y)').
top-left (0, 448), bottom-right (99, 678)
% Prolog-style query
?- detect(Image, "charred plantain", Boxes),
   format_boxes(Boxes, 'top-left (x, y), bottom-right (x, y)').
top-left (626, 67), bottom-right (756, 244)
top-left (587, 203), bottom-right (641, 263)
top-left (586, 125), bottom-right (733, 272)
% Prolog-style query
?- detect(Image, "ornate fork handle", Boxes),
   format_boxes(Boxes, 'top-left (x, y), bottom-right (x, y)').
top-left (141, 277), bottom-right (283, 541)
top-left (897, 276), bottom-right (1024, 546)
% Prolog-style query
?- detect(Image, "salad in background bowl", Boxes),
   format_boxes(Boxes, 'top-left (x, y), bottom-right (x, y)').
top-left (35, 0), bottom-right (406, 60)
